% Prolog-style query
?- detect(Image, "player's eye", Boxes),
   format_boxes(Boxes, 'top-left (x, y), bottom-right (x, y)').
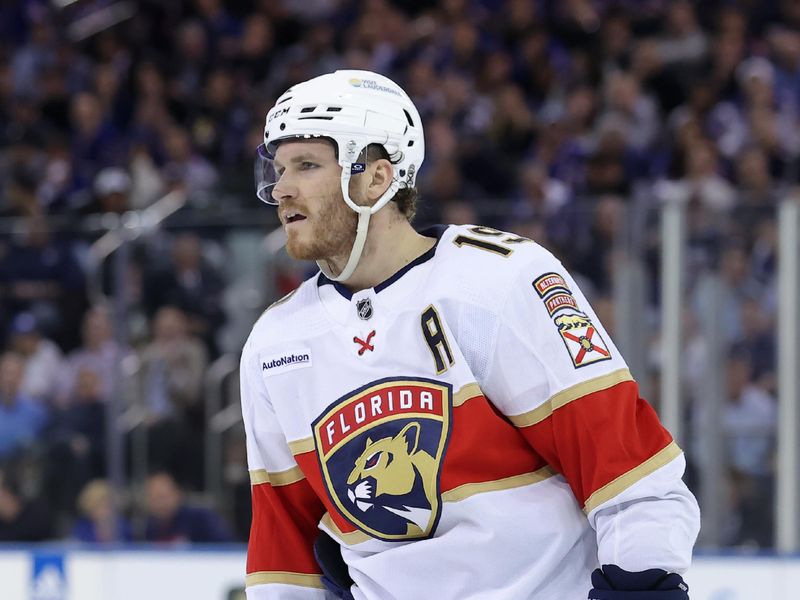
top-left (364, 452), bottom-right (380, 470)
top-left (299, 161), bottom-right (317, 170)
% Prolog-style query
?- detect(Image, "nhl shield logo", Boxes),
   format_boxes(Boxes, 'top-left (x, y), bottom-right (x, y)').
top-left (356, 298), bottom-right (373, 320)
top-left (554, 312), bottom-right (612, 368)
top-left (312, 377), bottom-right (452, 541)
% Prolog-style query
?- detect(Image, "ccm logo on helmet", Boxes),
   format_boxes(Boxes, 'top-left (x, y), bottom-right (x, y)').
top-left (268, 107), bottom-right (290, 123)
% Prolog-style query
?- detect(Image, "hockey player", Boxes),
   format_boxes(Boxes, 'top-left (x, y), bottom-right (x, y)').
top-left (241, 70), bottom-right (700, 599)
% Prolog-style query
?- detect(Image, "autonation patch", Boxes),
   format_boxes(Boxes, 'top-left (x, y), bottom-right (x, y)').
top-left (261, 347), bottom-right (312, 377)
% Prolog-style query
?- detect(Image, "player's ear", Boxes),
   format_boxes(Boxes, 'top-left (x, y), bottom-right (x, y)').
top-left (366, 159), bottom-right (393, 202)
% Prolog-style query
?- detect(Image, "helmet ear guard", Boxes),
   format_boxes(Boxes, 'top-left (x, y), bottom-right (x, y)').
top-left (258, 70), bottom-right (425, 282)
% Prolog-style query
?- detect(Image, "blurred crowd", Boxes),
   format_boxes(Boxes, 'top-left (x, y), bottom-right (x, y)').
top-left (0, 0), bottom-right (793, 547)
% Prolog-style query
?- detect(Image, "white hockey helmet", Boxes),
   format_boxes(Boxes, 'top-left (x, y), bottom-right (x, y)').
top-left (256, 70), bottom-right (425, 282)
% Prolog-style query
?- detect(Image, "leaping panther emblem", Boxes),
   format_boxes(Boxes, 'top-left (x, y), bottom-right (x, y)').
top-left (312, 378), bottom-right (452, 541)
top-left (346, 422), bottom-right (436, 532)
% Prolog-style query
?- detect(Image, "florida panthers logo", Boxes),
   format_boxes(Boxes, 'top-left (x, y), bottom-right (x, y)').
top-left (313, 378), bottom-right (452, 541)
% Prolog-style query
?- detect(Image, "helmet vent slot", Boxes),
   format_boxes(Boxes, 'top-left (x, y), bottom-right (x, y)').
top-left (300, 106), bottom-right (317, 113)
top-left (298, 116), bottom-right (334, 121)
top-left (277, 96), bottom-right (292, 105)
top-left (326, 106), bottom-right (342, 112)
top-left (403, 109), bottom-right (414, 127)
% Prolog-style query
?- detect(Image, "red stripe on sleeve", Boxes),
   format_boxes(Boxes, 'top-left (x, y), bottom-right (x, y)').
top-left (294, 451), bottom-right (358, 534)
top-left (517, 380), bottom-right (673, 507)
top-left (247, 478), bottom-right (326, 576)
top-left (441, 394), bottom-right (548, 492)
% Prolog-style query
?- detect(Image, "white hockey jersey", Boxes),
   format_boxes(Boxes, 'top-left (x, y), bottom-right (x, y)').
top-left (240, 224), bottom-right (700, 600)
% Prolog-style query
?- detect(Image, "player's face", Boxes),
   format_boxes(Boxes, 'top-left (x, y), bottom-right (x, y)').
top-left (272, 140), bottom-right (358, 262)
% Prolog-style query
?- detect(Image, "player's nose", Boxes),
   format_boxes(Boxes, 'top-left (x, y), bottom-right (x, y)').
top-left (271, 176), bottom-right (298, 204)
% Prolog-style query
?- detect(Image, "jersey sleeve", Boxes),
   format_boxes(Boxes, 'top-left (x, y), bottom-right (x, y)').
top-left (240, 338), bottom-right (332, 599)
top-left (480, 249), bottom-right (700, 574)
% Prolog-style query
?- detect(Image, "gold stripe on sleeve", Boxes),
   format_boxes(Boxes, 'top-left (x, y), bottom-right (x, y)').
top-left (583, 441), bottom-right (683, 514)
top-left (249, 466), bottom-right (305, 486)
top-left (442, 466), bottom-right (557, 503)
top-left (245, 571), bottom-right (325, 590)
top-left (453, 382), bottom-right (483, 407)
top-left (508, 368), bottom-right (633, 428)
top-left (249, 469), bottom-right (269, 485)
top-left (269, 465), bottom-right (305, 486)
top-left (288, 437), bottom-right (315, 455)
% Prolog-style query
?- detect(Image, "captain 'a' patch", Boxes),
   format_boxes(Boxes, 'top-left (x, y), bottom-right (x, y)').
top-left (312, 378), bottom-right (452, 541)
top-left (553, 311), bottom-right (612, 368)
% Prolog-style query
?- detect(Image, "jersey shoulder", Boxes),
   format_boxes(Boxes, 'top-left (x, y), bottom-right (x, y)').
top-left (432, 224), bottom-right (564, 307)
top-left (245, 273), bottom-right (329, 352)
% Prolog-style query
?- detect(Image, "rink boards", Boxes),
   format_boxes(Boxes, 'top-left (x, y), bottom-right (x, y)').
top-left (0, 546), bottom-right (797, 600)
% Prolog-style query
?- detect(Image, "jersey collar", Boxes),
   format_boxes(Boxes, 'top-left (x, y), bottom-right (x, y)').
top-left (317, 225), bottom-right (448, 300)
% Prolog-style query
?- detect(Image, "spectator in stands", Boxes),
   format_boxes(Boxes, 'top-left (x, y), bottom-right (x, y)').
top-left (70, 91), bottom-right (123, 192)
top-left (508, 160), bottom-right (571, 233)
top-left (724, 348), bottom-right (777, 472)
top-left (0, 215), bottom-right (87, 350)
top-left (142, 471), bottom-right (232, 543)
top-left (48, 365), bottom-right (108, 500)
top-left (656, 1), bottom-right (708, 69)
top-left (0, 164), bottom-right (41, 218)
top-left (141, 306), bottom-right (207, 419)
top-left (232, 13), bottom-right (274, 83)
top-left (0, 351), bottom-right (48, 460)
top-left (693, 242), bottom-right (765, 345)
top-left (191, 68), bottom-right (248, 166)
top-left (570, 194), bottom-right (626, 296)
top-left (71, 479), bottom-right (132, 543)
top-left (600, 70), bottom-right (661, 153)
top-left (57, 304), bottom-right (128, 409)
top-left (682, 138), bottom-right (736, 213)
top-left (734, 145), bottom-right (778, 209)
top-left (582, 116), bottom-right (635, 196)
top-left (82, 167), bottom-right (132, 215)
top-left (139, 306), bottom-right (208, 487)
top-left (0, 467), bottom-right (52, 542)
top-left (736, 298), bottom-right (776, 394)
top-left (750, 217), bottom-right (778, 287)
top-left (6, 312), bottom-right (63, 404)
top-left (722, 348), bottom-right (776, 547)
top-left (144, 234), bottom-right (226, 355)
top-left (161, 124), bottom-right (219, 198)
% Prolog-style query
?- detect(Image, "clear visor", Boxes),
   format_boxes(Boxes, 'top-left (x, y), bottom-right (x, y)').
top-left (255, 143), bottom-right (278, 205)
top-left (255, 137), bottom-right (370, 205)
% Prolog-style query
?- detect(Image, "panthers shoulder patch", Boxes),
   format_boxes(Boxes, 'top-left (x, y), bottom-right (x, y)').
top-left (532, 272), bottom-right (613, 369)
top-left (312, 378), bottom-right (452, 541)
top-left (553, 311), bottom-right (612, 368)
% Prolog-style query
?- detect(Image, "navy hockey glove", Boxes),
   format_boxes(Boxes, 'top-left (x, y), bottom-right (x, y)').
top-left (588, 564), bottom-right (689, 600)
top-left (313, 532), bottom-right (355, 600)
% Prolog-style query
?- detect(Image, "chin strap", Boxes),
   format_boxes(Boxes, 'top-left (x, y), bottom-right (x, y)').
top-left (317, 151), bottom-right (401, 283)
top-left (318, 207), bottom-right (371, 282)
